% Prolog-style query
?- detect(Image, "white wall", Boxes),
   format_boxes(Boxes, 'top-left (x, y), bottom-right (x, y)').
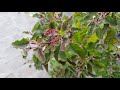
top-left (63, 12), bottom-right (74, 17)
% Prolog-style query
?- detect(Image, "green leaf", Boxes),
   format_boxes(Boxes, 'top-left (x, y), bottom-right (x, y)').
top-left (33, 13), bottom-right (40, 18)
top-left (44, 48), bottom-right (51, 66)
top-left (49, 57), bottom-right (57, 67)
top-left (76, 20), bottom-right (81, 28)
top-left (103, 23), bottom-right (109, 30)
top-left (31, 32), bottom-right (42, 40)
top-left (12, 38), bottom-right (29, 48)
top-left (87, 63), bottom-right (92, 73)
top-left (47, 12), bottom-right (55, 21)
top-left (49, 57), bottom-right (66, 76)
top-left (64, 69), bottom-right (72, 78)
top-left (105, 16), bottom-right (117, 26)
top-left (93, 60), bottom-right (106, 68)
top-left (45, 52), bottom-right (51, 62)
top-left (65, 52), bottom-right (74, 59)
top-left (67, 66), bottom-right (76, 73)
top-left (69, 43), bottom-right (86, 59)
top-left (49, 21), bottom-right (56, 29)
top-left (71, 27), bottom-right (81, 32)
top-left (88, 23), bottom-right (95, 37)
top-left (42, 24), bottom-right (49, 29)
top-left (31, 28), bottom-right (45, 40)
top-left (62, 16), bottom-right (73, 30)
top-left (73, 31), bottom-right (81, 44)
top-left (56, 20), bottom-right (63, 24)
top-left (33, 55), bottom-right (43, 70)
top-left (80, 13), bottom-right (94, 23)
top-left (117, 19), bottom-right (120, 30)
top-left (83, 14), bottom-right (92, 22)
top-left (63, 15), bottom-right (69, 20)
top-left (65, 62), bottom-right (76, 73)
top-left (88, 33), bottom-right (98, 43)
top-left (96, 24), bottom-right (109, 39)
top-left (58, 51), bottom-right (66, 62)
top-left (73, 12), bottom-right (81, 18)
top-left (54, 46), bottom-right (60, 61)
top-left (96, 28), bottom-right (102, 39)
top-left (34, 48), bottom-right (46, 64)
top-left (104, 29), bottom-right (118, 44)
top-left (32, 21), bottom-right (41, 32)
top-left (81, 26), bottom-right (90, 34)
top-left (86, 42), bottom-right (95, 51)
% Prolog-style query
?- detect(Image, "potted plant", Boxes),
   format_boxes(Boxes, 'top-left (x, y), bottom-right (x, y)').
top-left (12, 12), bottom-right (120, 78)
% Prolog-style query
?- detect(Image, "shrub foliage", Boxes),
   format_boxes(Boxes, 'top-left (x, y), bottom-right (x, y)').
top-left (12, 12), bottom-right (120, 78)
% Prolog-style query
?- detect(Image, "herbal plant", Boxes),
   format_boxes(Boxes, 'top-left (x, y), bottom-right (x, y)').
top-left (12, 12), bottom-right (120, 78)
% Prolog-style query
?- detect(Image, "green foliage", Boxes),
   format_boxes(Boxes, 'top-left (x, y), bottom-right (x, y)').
top-left (32, 21), bottom-right (41, 31)
top-left (12, 38), bottom-right (29, 48)
top-left (12, 12), bottom-right (120, 78)
top-left (33, 55), bottom-right (43, 70)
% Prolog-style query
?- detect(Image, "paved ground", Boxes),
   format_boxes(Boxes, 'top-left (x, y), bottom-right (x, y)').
top-left (0, 12), bottom-right (74, 78)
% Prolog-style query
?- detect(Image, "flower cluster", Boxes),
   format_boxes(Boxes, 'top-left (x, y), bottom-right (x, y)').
top-left (44, 29), bottom-right (60, 45)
